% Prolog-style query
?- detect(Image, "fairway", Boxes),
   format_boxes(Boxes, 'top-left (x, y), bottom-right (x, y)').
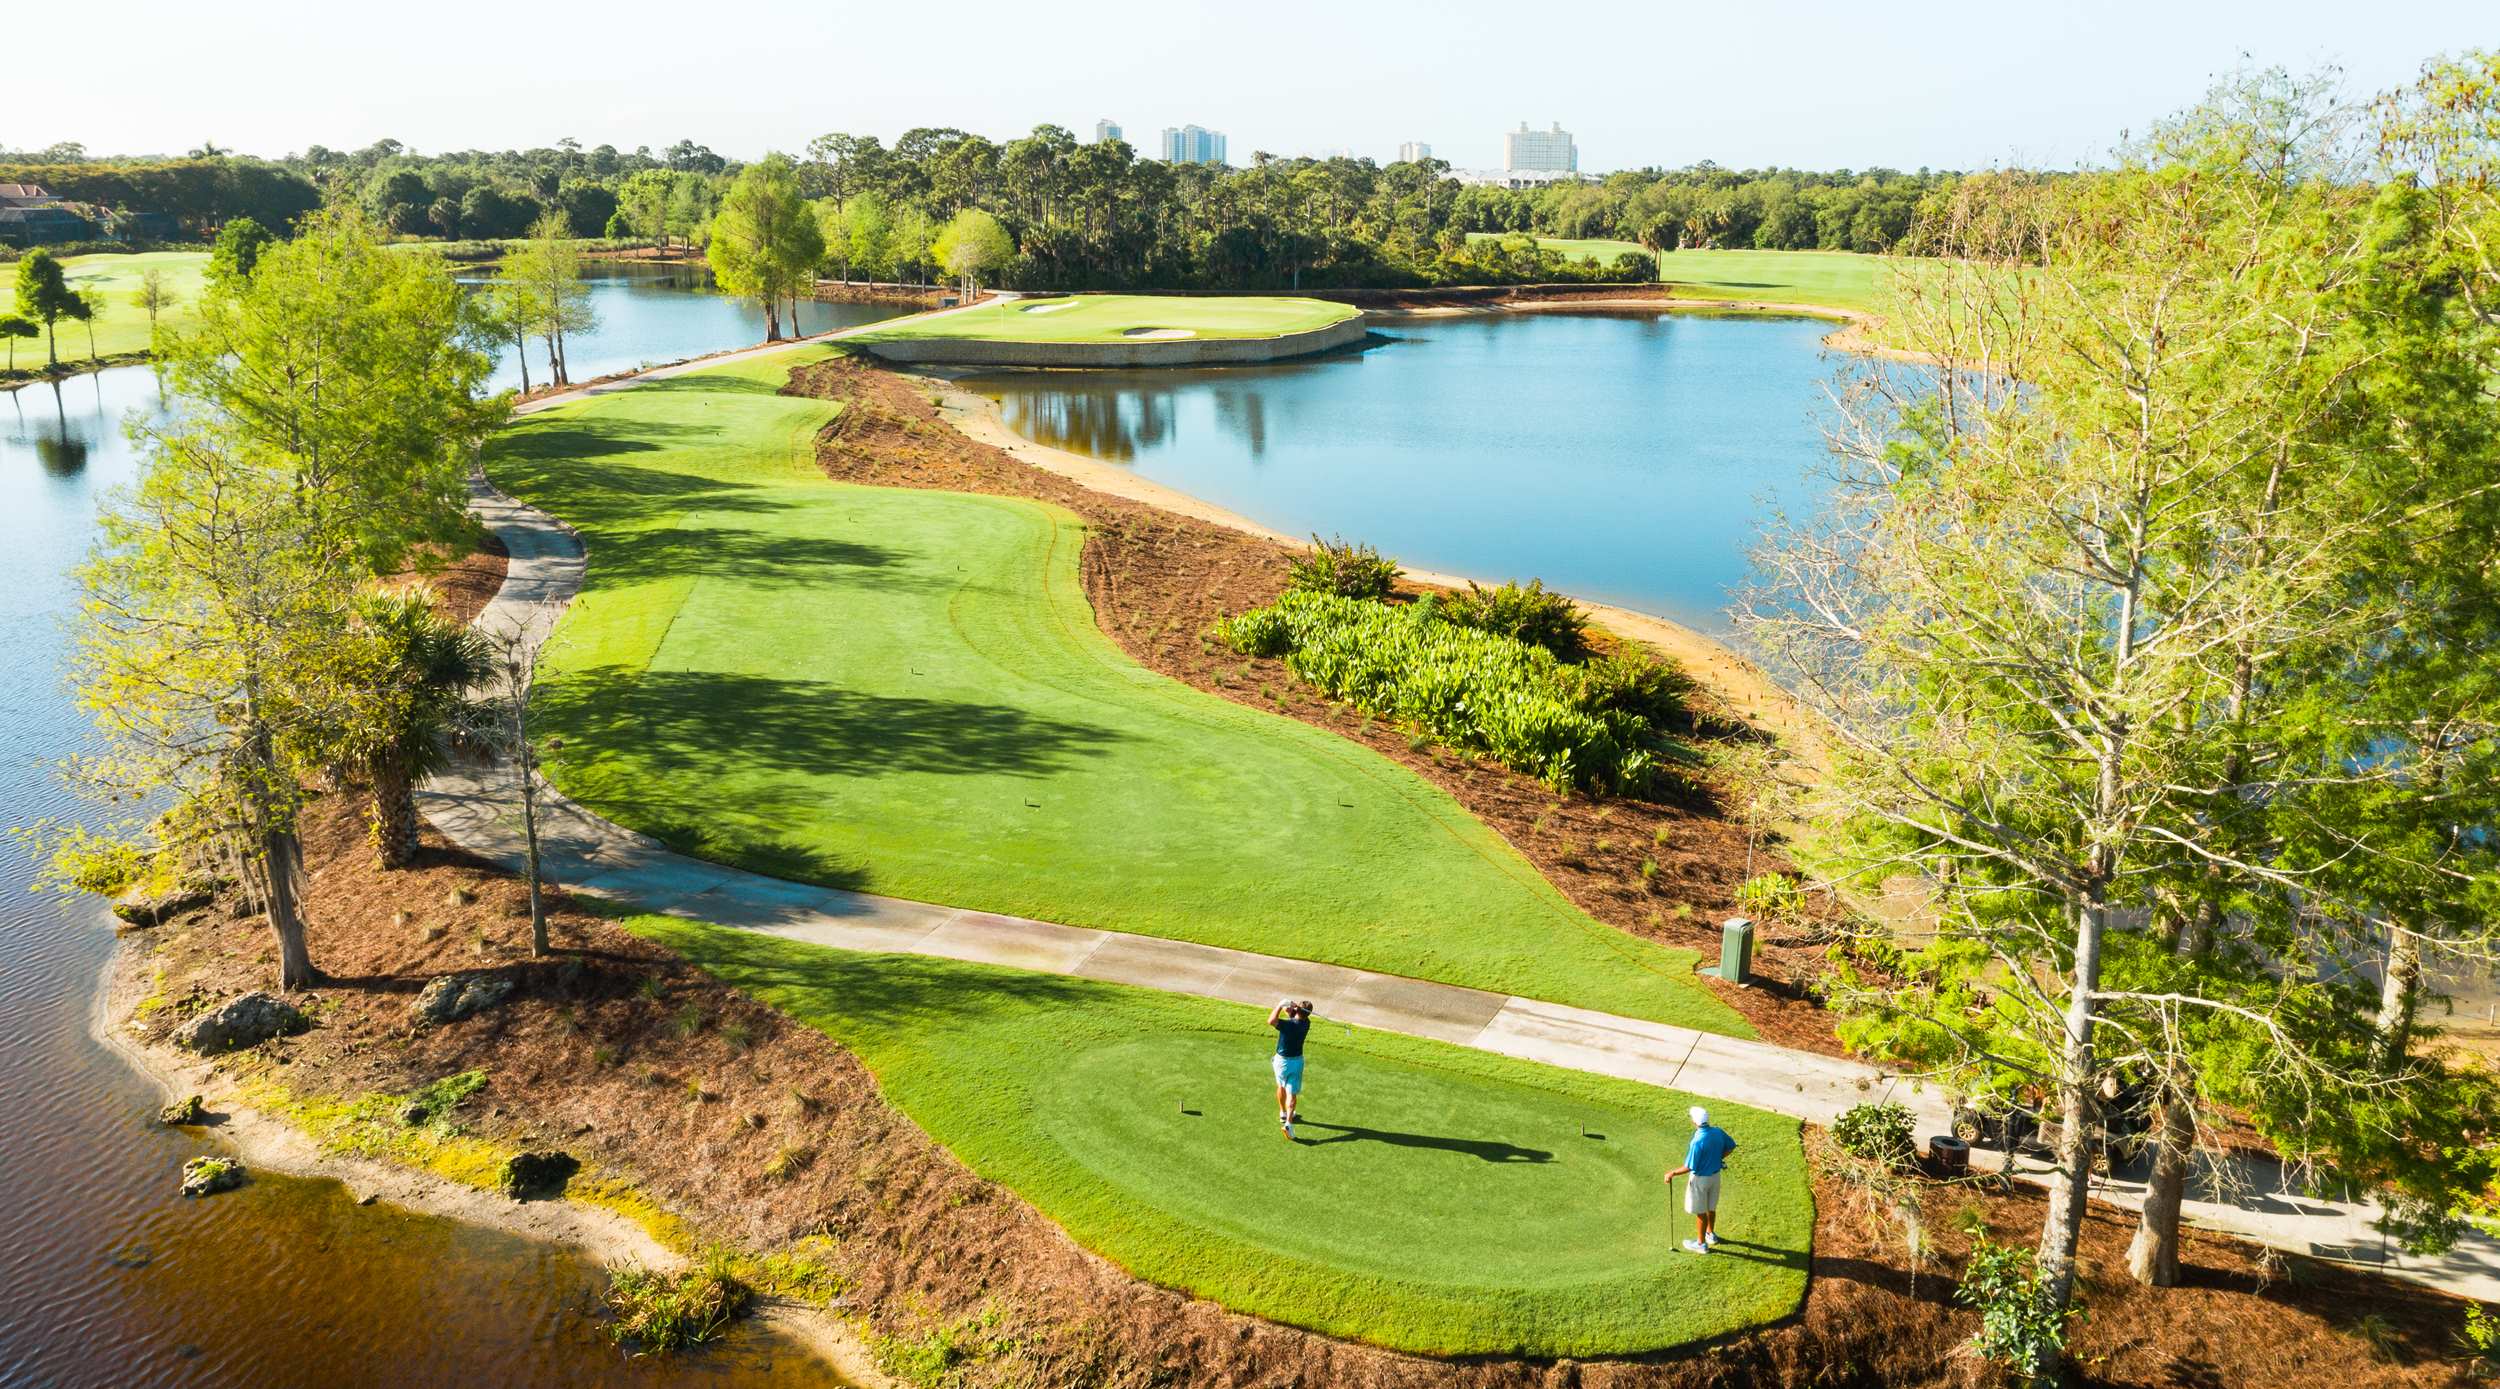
top-left (629, 917), bottom-right (1812, 1356)
top-left (488, 348), bottom-right (1748, 1034)
top-left (860, 292), bottom-right (1357, 343)
top-left (1464, 235), bottom-right (1890, 314)
top-left (1468, 231), bottom-right (1650, 266)
top-left (0, 250), bottom-right (206, 365)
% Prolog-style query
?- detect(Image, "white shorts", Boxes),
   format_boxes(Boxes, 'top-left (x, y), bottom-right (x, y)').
top-left (1684, 1172), bottom-right (1721, 1214)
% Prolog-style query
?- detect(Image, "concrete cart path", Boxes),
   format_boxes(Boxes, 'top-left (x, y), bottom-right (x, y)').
top-left (420, 336), bottom-right (2500, 1308)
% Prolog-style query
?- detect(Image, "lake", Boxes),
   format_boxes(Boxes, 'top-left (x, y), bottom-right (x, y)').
top-left (965, 309), bottom-right (1846, 633)
top-left (0, 264), bottom-right (906, 1386)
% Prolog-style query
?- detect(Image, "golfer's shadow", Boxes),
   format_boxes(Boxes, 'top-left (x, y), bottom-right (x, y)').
top-left (1292, 1120), bottom-right (1552, 1163)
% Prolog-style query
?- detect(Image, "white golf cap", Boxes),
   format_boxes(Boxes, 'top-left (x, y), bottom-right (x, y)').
top-left (1689, 1106), bottom-right (1710, 1126)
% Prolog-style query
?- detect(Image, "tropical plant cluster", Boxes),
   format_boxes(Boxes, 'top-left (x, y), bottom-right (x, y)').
top-left (1437, 577), bottom-right (1588, 655)
top-left (1283, 535), bottom-right (1401, 600)
top-left (1219, 589), bottom-right (1685, 792)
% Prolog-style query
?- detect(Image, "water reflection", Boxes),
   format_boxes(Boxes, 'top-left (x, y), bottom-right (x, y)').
top-left (968, 311), bottom-right (1838, 631)
top-left (463, 260), bottom-right (909, 394)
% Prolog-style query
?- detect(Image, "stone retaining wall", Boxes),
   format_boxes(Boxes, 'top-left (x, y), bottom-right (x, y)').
top-left (858, 312), bottom-right (1368, 368)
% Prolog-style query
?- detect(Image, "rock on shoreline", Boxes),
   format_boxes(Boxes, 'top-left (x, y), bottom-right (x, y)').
top-left (172, 992), bottom-right (309, 1055)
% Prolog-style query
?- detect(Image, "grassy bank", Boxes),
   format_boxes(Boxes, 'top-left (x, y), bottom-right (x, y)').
top-left (859, 293), bottom-right (1358, 344)
top-left (629, 914), bottom-right (1812, 1357)
top-left (487, 348), bottom-right (1746, 1034)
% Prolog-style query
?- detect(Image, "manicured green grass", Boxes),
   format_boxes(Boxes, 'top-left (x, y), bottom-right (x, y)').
top-left (1468, 232), bottom-right (1651, 266)
top-left (860, 293), bottom-right (1358, 344)
top-left (0, 249), bottom-right (206, 365)
top-left (488, 348), bottom-right (1747, 1035)
top-left (1464, 235), bottom-right (1891, 315)
top-left (628, 915), bottom-right (1812, 1356)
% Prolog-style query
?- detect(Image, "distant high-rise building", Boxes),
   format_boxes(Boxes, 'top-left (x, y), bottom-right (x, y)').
top-left (1397, 141), bottom-right (1432, 163)
top-left (1095, 119), bottom-right (1123, 144)
top-left (1503, 122), bottom-right (1577, 173)
top-left (1160, 125), bottom-right (1228, 165)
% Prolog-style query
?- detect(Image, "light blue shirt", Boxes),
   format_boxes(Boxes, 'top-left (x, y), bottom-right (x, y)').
top-left (1686, 1124), bottom-right (1736, 1177)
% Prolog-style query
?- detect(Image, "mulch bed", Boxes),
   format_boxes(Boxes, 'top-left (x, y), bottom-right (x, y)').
top-left (791, 353), bottom-right (1844, 1054)
top-left (123, 794), bottom-right (2479, 1389)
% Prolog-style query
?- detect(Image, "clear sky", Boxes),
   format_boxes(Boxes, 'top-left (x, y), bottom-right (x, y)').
top-left (7, 0), bottom-right (2490, 171)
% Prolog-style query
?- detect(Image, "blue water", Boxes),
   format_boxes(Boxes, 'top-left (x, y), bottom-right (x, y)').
top-left (469, 260), bottom-right (907, 394)
top-left (970, 310), bottom-right (1844, 633)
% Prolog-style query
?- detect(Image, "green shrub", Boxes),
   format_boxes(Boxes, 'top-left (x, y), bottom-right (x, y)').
top-left (1833, 1100), bottom-right (1918, 1169)
top-left (1565, 651), bottom-right (1693, 726)
top-left (2458, 1304), bottom-right (2500, 1380)
top-left (1955, 1237), bottom-right (2075, 1380)
top-left (1285, 535), bottom-right (1400, 601)
top-left (604, 1253), bottom-right (754, 1352)
top-left (1735, 872), bottom-right (1805, 923)
top-left (1440, 579), bottom-right (1587, 655)
top-left (1216, 591), bottom-right (1660, 791)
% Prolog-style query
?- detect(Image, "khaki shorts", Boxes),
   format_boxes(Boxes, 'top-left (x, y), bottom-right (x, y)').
top-left (1685, 1172), bottom-right (1721, 1214)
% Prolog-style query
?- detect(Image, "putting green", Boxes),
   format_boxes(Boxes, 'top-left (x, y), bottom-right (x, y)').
top-left (0, 249), bottom-right (206, 366)
top-left (489, 348), bottom-right (1747, 1034)
top-left (859, 293), bottom-right (1357, 344)
top-left (629, 916), bottom-right (1812, 1356)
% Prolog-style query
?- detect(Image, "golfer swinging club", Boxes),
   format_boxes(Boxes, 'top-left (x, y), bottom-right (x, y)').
top-left (1666, 1105), bottom-right (1737, 1253)
top-left (1267, 998), bottom-right (1315, 1138)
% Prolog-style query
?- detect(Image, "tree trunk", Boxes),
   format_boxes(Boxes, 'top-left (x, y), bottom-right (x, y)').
top-left (46, 318), bottom-right (58, 368)
top-left (764, 299), bottom-right (782, 342)
top-left (2033, 895), bottom-right (2107, 1375)
top-left (262, 825), bottom-right (322, 991)
top-left (2127, 1063), bottom-right (2194, 1286)
top-left (513, 326), bottom-right (531, 393)
top-left (2375, 925), bottom-right (2421, 1070)
top-left (369, 764), bottom-right (418, 870)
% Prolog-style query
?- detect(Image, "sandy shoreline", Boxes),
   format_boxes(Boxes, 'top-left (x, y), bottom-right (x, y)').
top-left (930, 380), bottom-right (1829, 772)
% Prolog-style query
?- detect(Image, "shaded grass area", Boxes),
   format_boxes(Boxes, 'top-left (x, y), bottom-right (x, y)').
top-left (628, 915), bottom-right (1812, 1357)
top-left (0, 249), bottom-right (206, 363)
top-left (489, 348), bottom-right (1747, 1034)
top-left (860, 293), bottom-right (1359, 343)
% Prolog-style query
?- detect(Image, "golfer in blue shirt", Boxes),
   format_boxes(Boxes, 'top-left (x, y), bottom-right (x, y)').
top-left (1666, 1106), bottom-right (1737, 1252)
top-left (1268, 998), bottom-right (1314, 1138)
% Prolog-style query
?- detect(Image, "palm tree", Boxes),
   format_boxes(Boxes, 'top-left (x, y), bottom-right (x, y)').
top-left (341, 587), bottom-right (494, 869)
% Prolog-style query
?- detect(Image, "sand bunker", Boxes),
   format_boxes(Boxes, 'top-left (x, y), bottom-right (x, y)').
top-left (1018, 300), bottom-right (1078, 314)
top-left (1121, 327), bottom-right (1195, 339)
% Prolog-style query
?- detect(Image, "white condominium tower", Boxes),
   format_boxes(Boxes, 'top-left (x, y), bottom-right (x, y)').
top-left (1503, 122), bottom-right (1577, 173)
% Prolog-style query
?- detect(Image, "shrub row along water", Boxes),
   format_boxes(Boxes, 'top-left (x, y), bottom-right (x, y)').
top-left (1218, 590), bottom-right (1690, 793)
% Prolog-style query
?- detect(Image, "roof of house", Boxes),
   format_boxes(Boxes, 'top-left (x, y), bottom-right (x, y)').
top-left (0, 206), bottom-right (88, 224)
top-left (0, 183), bottom-right (57, 202)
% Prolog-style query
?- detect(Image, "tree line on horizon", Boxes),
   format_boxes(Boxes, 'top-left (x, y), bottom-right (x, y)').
top-left (2, 129), bottom-right (1949, 288)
